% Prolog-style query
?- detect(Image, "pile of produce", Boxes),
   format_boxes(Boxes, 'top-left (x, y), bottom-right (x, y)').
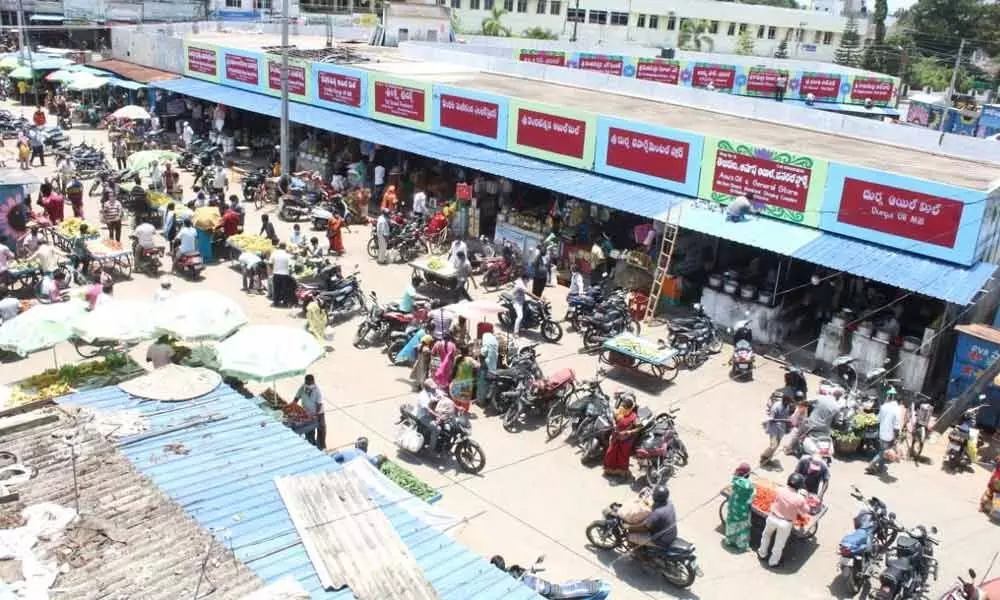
top-left (425, 257), bottom-right (446, 271)
top-left (748, 479), bottom-right (810, 529)
top-left (8, 258), bottom-right (39, 274)
top-left (853, 412), bottom-right (878, 430)
top-left (228, 234), bottom-right (273, 255)
top-left (147, 191), bottom-right (171, 207)
top-left (56, 218), bottom-right (99, 239)
top-left (281, 402), bottom-right (312, 423)
top-left (379, 459), bottom-right (439, 502)
top-left (86, 239), bottom-right (124, 255)
top-left (8, 352), bottom-right (143, 407)
top-left (293, 263), bottom-right (317, 280)
top-left (613, 337), bottom-right (663, 361)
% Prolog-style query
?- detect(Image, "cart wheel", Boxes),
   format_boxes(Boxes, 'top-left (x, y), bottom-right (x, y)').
top-left (661, 358), bottom-right (679, 382)
top-left (718, 498), bottom-right (728, 525)
top-left (597, 349), bottom-right (611, 366)
top-left (651, 365), bottom-right (664, 379)
top-left (73, 339), bottom-right (102, 359)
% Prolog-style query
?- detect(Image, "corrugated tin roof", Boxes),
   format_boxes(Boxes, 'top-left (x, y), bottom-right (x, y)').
top-left (152, 77), bottom-right (680, 221)
top-left (87, 58), bottom-right (178, 83)
top-left (3, 406), bottom-right (264, 600)
top-left (58, 385), bottom-right (543, 600)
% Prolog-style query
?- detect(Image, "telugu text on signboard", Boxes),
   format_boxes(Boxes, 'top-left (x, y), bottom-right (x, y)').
top-left (439, 93), bottom-right (499, 139)
top-left (836, 177), bottom-right (964, 248)
top-left (798, 73), bottom-right (841, 100)
top-left (576, 54), bottom-right (624, 76)
top-left (711, 150), bottom-right (811, 212)
top-left (634, 58), bottom-right (680, 85)
top-left (691, 64), bottom-right (735, 91)
top-left (849, 77), bottom-right (895, 103)
top-left (605, 127), bottom-right (688, 183)
top-left (267, 60), bottom-right (306, 96)
top-left (374, 81), bottom-right (426, 122)
top-left (317, 71), bottom-right (361, 107)
top-left (516, 108), bottom-right (586, 158)
top-left (188, 47), bottom-right (217, 77)
top-left (224, 54), bottom-right (258, 86)
top-left (745, 68), bottom-right (788, 95)
top-left (518, 50), bottom-right (566, 66)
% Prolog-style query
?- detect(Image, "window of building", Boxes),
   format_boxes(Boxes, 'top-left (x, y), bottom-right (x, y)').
top-left (536, 0), bottom-right (545, 12)
top-left (648, 15), bottom-right (658, 29)
top-left (226, 0), bottom-right (241, 7)
top-left (549, 0), bottom-right (560, 14)
top-left (256, 0), bottom-right (273, 7)
top-left (666, 16), bottom-right (676, 30)
top-left (450, 0), bottom-right (460, 8)
top-left (503, 0), bottom-right (513, 10)
top-left (610, 11), bottom-right (628, 25)
top-left (822, 31), bottom-right (834, 44)
top-left (756, 25), bottom-right (765, 38)
top-left (738, 23), bottom-right (747, 34)
top-left (484, 0), bottom-right (494, 8)
top-left (516, 0), bottom-right (527, 12)
top-left (709, 20), bottom-right (719, 34)
top-left (469, 0), bottom-right (480, 8)
top-left (726, 22), bottom-right (736, 35)
top-left (588, 10), bottom-right (607, 24)
top-left (813, 30), bottom-right (822, 43)
top-left (767, 26), bottom-right (776, 39)
top-left (567, 7), bottom-right (584, 21)
top-left (398, 28), bottom-right (409, 41)
top-left (636, 13), bottom-right (646, 27)
top-left (795, 28), bottom-right (804, 42)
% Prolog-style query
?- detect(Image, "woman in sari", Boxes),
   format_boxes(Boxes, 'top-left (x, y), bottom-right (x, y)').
top-left (409, 334), bottom-right (434, 391)
top-left (380, 185), bottom-right (398, 212)
top-left (725, 462), bottom-right (756, 551)
top-left (449, 348), bottom-right (478, 411)
top-left (980, 457), bottom-right (1000, 514)
top-left (603, 396), bottom-right (640, 478)
top-left (305, 299), bottom-right (326, 342)
top-left (431, 332), bottom-right (457, 390)
top-left (477, 328), bottom-right (499, 406)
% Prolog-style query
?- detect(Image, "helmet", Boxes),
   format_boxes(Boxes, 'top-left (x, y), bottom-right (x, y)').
top-left (787, 473), bottom-right (805, 491)
top-left (651, 485), bottom-right (670, 506)
top-left (159, 277), bottom-right (172, 289)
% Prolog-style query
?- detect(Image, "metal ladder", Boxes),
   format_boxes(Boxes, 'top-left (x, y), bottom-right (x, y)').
top-left (644, 204), bottom-right (682, 324)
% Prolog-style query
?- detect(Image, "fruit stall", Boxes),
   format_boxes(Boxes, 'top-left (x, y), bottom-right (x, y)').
top-left (410, 256), bottom-right (463, 299)
top-left (6, 259), bottom-right (43, 293)
top-left (50, 218), bottom-right (100, 253)
top-left (599, 333), bottom-right (679, 381)
top-left (258, 388), bottom-right (319, 436)
top-left (3, 352), bottom-right (145, 412)
top-left (85, 239), bottom-right (133, 278)
top-left (227, 233), bottom-right (274, 257)
top-left (718, 475), bottom-right (827, 539)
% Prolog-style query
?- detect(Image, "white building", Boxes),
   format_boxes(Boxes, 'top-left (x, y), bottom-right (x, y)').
top-left (449, 0), bottom-right (870, 62)
top-left (0, 0), bottom-right (204, 25)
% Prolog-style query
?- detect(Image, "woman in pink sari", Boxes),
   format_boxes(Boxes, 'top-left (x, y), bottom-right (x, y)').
top-left (431, 332), bottom-right (457, 389)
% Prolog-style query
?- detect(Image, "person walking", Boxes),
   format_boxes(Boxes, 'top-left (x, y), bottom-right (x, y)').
top-left (113, 137), bottom-right (128, 170)
top-left (28, 128), bottom-right (44, 167)
top-left (269, 243), bottom-right (294, 307)
top-left (293, 374), bottom-right (326, 450)
top-left (867, 389), bottom-right (901, 475)
top-left (375, 209), bottom-right (390, 265)
top-left (760, 392), bottom-right (793, 466)
top-left (16, 137), bottom-right (29, 170)
top-left (758, 473), bottom-right (809, 568)
top-left (725, 462), bottom-right (756, 551)
top-left (531, 245), bottom-right (549, 298)
top-left (512, 273), bottom-right (529, 337)
top-left (101, 192), bottom-right (124, 242)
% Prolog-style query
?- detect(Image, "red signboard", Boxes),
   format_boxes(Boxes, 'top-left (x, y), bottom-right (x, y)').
top-left (850, 77), bottom-right (895, 103)
top-left (224, 53), bottom-right (258, 85)
top-left (374, 81), bottom-right (426, 122)
top-left (267, 60), bottom-right (306, 96)
top-left (187, 47), bottom-right (217, 77)
top-left (605, 127), bottom-right (689, 183)
top-left (317, 70), bottom-right (362, 107)
top-left (691, 64), bottom-right (735, 91)
top-left (836, 177), bottom-right (964, 248)
top-left (515, 108), bottom-right (587, 159)
top-left (576, 54), bottom-right (624, 76)
top-left (634, 59), bottom-right (680, 85)
top-left (439, 93), bottom-right (499, 139)
top-left (711, 150), bottom-right (812, 213)
top-left (798, 73), bottom-right (841, 100)
top-left (746, 68), bottom-right (788, 94)
top-left (518, 50), bottom-right (566, 66)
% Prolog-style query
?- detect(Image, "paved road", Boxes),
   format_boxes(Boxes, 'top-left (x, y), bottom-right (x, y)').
top-left (3, 105), bottom-right (996, 599)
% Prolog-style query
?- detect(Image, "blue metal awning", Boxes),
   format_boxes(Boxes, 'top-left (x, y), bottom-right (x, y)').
top-left (107, 77), bottom-right (144, 90)
top-left (152, 77), bottom-right (679, 221)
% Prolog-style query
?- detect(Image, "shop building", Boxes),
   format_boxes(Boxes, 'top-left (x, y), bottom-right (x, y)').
top-left (116, 31), bottom-right (999, 399)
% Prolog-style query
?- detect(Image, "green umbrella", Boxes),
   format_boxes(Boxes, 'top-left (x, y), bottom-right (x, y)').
top-left (0, 300), bottom-right (88, 357)
top-left (127, 150), bottom-right (180, 172)
top-left (216, 326), bottom-right (324, 382)
top-left (0, 55), bottom-right (22, 70)
top-left (8, 65), bottom-right (34, 80)
top-left (67, 74), bottom-right (108, 91)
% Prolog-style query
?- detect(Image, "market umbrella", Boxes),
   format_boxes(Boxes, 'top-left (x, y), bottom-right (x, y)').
top-left (0, 300), bottom-right (88, 357)
top-left (111, 105), bottom-right (150, 120)
top-left (67, 74), bottom-right (108, 91)
top-left (45, 68), bottom-right (76, 83)
top-left (71, 300), bottom-right (155, 344)
top-left (127, 150), bottom-right (180, 172)
top-left (216, 325), bottom-right (324, 382)
top-left (155, 291), bottom-right (248, 342)
top-left (443, 300), bottom-right (506, 323)
top-left (0, 55), bottom-right (21, 70)
top-left (7, 65), bottom-right (34, 80)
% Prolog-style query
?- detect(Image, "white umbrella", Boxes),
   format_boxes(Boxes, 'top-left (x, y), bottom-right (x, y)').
top-left (216, 326), bottom-right (323, 382)
top-left (0, 300), bottom-right (88, 357)
top-left (443, 300), bottom-right (505, 322)
top-left (111, 105), bottom-right (151, 120)
top-left (155, 291), bottom-right (248, 342)
top-left (67, 74), bottom-right (108, 91)
top-left (71, 300), bottom-right (154, 344)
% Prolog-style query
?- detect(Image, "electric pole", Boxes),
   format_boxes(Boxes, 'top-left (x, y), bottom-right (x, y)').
top-left (280, 0), bottom-right (290, 176)
top-left (937, 38), bottom-right (965, 137)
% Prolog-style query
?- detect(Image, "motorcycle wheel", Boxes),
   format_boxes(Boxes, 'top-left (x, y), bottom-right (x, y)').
top-left (841, 565), bottom-right (860, 596)
top-left (353, 323), bottom-right (370, 349)
top-left (684, 351), bottom-right (701, 370)
top-left (909, 432), bottom-right (924, 460)
top-left (498, 311), bottom-right (513, 330)
top-left (545, 399), bottom-right (568, 439)
top-left (626, 319), bottom-right (642, 336)
top-left (585, 521), bottom-right (619, 550)
top-left (481, 269), bottom-right (500, 291)
top-left (706, 332), bottom-right (723, 354)
top-left (386, 339), bottom-right (406, 364)
top-left (582, 437), bottom-right (603, 465)
top-left (366, 237), bottom-right (378, 260)
top-left (454, 440), bottom-right (486, 473)
top-left (645, 458), bottom-right (675, 487)
top-left (582, 328), bottom-right (603, 350)
top-left (662, 561), bottom-right (696, 589)
top-left (541, 320), bottom-right (563, 343)
top-left (502, 404), bottom-right (520, 433)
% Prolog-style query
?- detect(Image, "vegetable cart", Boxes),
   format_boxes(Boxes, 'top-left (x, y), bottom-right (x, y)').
top-left (409, 258), bottom-right (467, 301)
top-left (50, 229), bottom-right (99, 253)
top-left (598, 333), bottom-right (679, 381)
top-left (86, 239), bottom-right (133, 279)
top-left (717, 475), bottom-right (827, 540)
top-left (6, 261), bottom-right (41, 293)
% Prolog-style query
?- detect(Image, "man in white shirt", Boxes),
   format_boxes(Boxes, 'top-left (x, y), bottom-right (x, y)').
top-left (867, 389), bottom-right (901, 475)
top-left (175, 220), bottom-right (198, 260)
top-left (293, 374), bottom-right (326, 449)
top-left (133, 220), bottom-right (157, 251)
top-left (239, 250), bottom-right (264, 291)
top-left (568, 264), bottom-right (585, 297)
top-left (412, 187), bottom-right (427, 221)
top-left (447, 239), bottom-right (468, 270)
top-left (181, 122), bottom-right (194, 148)
top-left (212, 164), bottom-right (227, 197)
top-left (58, 156), bottom-right (75, 192)
top-left (512, 274), bottom-right (530, 336)
top-left (28, 239), bottom-right (59, 275)
top-left (149, 160), bottom-right (163, 191)
top-left (375, 209), bottom-right (391, 265)
top-left (373, 162), bottom-right (386, 212)
top-left (269, 242), bottom-right (294, 307)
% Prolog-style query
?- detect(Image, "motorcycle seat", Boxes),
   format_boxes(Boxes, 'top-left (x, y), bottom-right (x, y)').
top-left (887, 558), bottom-right (912, 572)
top-left (538, 368), bottom-right (575, 391)
top-left (663, 538), bottom-right (694, 555)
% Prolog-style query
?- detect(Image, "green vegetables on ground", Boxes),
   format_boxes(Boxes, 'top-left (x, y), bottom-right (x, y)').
top-left (379, 459), bottom-right (439, 502)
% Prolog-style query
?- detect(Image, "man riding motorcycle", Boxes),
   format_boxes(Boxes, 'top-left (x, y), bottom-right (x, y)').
top-left (785, 393), bottom-right (838, 455)
top-left (399, 283), bottom-right (429, 313)
top-left (793, 453), bottom-right (830, 501)
top-left (415, 379), bottom-right (455, 451)
top-left (626, 485), bottom-right (678, 552)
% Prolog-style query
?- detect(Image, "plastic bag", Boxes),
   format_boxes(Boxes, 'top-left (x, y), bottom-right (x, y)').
top-left (395, 426), bottom-right (424, 453)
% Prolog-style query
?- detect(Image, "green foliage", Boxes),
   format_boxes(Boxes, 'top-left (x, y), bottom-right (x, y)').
top-left (774, 39), bottom-right (789, 59)
top-left (873, 0), bottom-right (887, 46)
top-left (678, 19), bottom-right (714, 52)
top-left (450, 10), bottom-right (463, 35)
top-left (521, 26), bottom-right (557, 40)
top-left (834, 17), bottom-right (862, 67)
top-left (736, 29), bottom-right (755, 56)
top-left (481, 6), bottom-right (511, 37)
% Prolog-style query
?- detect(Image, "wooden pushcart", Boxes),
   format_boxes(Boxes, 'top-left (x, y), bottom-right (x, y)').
top-left (718, 476), bottom-right (827, 540)
top-left (598, 333), bottom-right (679, 381)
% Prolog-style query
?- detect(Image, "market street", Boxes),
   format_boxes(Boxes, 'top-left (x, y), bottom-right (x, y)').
top-left (1, 106), bottom-right (996, 600)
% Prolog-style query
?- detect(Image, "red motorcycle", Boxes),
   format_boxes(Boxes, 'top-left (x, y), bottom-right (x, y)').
top-left (500, 367), bottom-right (576, 433)
top-left (481, 254), bottom-right (521, 291)
top-left (354, 292), bottom-right (436, 349)
top-left (633, 408), bottom-right (689, 486)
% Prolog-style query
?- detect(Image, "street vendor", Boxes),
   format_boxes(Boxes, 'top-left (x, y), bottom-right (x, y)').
top-left (758, 473), bottom-right (810, 569)
top-left (65, 178), bottom-right (83, 219)
top-left (19, 227), bottom-right (41, 256)
top-left (146, 335), bottom-right (175, 368)
top-left (27, 238), bottom-right (58, 276)
top-left (72, 223), bottom-right (93, 279)
top-left (293, 374), bottom-right (325, 450)
top-left (40, 189), bottom-right (65, 224)
top-left (239, 250), bottom-right (267, 293)
top-left (794, 453), bottom-right (831, 500)
top-left (260, 214), bottom-right (279, 245)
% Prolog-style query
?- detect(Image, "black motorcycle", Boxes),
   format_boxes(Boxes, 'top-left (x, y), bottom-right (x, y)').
top-left (498, 293), bottom-right (563, 343)
top-left (839, 486), bottom-right (900, 597)
top-left (565, 280), bottom-right (610, 331)
top-left (580, 293), bottom-right (640, 350)
top-left (242, 167), bottom-right (268, 203)
top-left (396, 405), bottom-right (486, 473)
top-left (672, 329), bottom-right (710, 369)
top-left (311, 272), bottom-right (365, 323)
top-left (873, 525), bottom-right (939, 600)
top-left (585, 502), bottom-right (701, 589)
top-left (484, 349), bottom-right (542, 415)
top-left (667, 303), bottom-right (722, 354)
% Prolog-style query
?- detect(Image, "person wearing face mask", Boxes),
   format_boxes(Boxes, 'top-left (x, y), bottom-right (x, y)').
top-left (293, 374), bottom-right (325, 449)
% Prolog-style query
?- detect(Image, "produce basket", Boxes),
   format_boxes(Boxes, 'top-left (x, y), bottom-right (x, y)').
top-left (227, 233), bottom-right (274, 256)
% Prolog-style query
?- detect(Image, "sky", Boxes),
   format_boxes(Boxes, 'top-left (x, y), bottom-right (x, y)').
top-left (886, 0), bottom-right (915, 13)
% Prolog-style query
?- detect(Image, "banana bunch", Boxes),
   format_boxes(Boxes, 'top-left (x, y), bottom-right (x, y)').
top-left (615, 338), bottom-right (662, 361)
top-left (57, 218), bottom-right (99, 238)
top-left (8, 258), bottom-right (39, 272)
top-left (8, 382), bottom-right (72, 406)
top-left (22, 371), bottom-right (62, 388)
top-left (147, 191), bottom-right (171, 207)
top-left (426, 258), bottom-right (445, 271)
top-left (228, 234), bottom-right (273, 255)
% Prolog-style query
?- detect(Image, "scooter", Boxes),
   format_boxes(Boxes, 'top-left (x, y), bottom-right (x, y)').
top-left (944, 399), bottom-right (985, 472)
top-left (728, 317), bottom-right (754, 380)
top-left (489, 554), bottom-right (611, 600)
top-left (940, 569), bottom-right (987, 600)
top-left (838, 486), bottom-right (900, 597)
top-left (130, 236), bottom-right (163, 277)
top-left (171, 252), bottom-right (204, 280)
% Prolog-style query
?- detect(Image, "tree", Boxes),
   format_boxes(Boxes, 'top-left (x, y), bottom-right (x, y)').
top-left (450, 11), bottom-right (463, 35)
top-left (736, 28), bottom-right (755, 55)
top-left (834, 17), bottom-right (862, 67)
top-left (908, 0), bottom-right (984, 56)
top-left (521, 27), bottom-right (557, 40)
top-left (872, 0), bottom-right (887, 46)
top-left (678, 19), bottom-right (713, 52)
top-left (481, 6), bottom-right (511, 37)
top-left (774, 38), bottom-right (789, 59)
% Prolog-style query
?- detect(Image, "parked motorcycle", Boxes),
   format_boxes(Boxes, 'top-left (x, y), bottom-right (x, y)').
top-left (489, 554), bottom-right (611, 600)
top-left (303, 270), bottom-right (365, 323)
top-left (634, 408), bottom-right (689, 486)
top-left (668, 303), bottom-right (722, 354)
top-left (579, 392), bottom-right (656, 465)
top-left (838, 486), bottom-right (900, 596)
top-left (395, 404), bottom-right (486, 473)
top-left (484, 351), bottom-right (543, 416)
top-left (585, 502), bottom-right (701, 588)
top-left (498, 293), bottom-right (563, 343)
top-left (944, 400), bottom-right (985, 472)
top-left (242, 167), bottom-right (269, 202)
top-left (480, 242), bottom-right (521, 291)
top-left (672, 328), bottom-right (710, 370)
top-left (565, 283), bottom-right (607, 331)
top-left (939, 569), bottom-right (986, 600)
top-left (580, 291), bottom-right (640, 350)
top-left (728, 317), bottom-right (755, 380)
top-left (499, 367), bottom-right (576, 433)
top-left (872, 524), bottom-right (939, 600)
